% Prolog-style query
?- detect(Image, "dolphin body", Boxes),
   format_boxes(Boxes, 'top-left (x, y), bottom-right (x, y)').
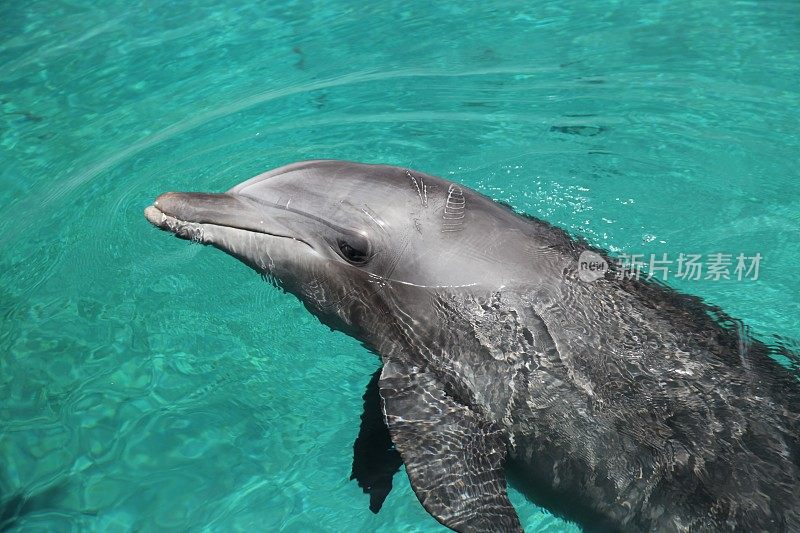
top-left (145, 160), bottom-right (800, 532)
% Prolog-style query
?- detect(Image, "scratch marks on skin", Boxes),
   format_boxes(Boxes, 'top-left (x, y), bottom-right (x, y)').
top-left (253, 230), bottom-right (276, 273)
top-left (384, 235), bottom-right (410, 280)
top-left (407, 170), bottom-right (428, 207)
top-left (271, 195), bottom-right (292, 210)
top-left (361, 205), bottom-right (388, 234)
top-left (442, 184), bottom-right (465, 233)
top-left (368, 270), bottom-right (478, 290)
top-left (190, 226), bottom-right (206, 244)
top-left (391, 279), bottom-right (478, 289)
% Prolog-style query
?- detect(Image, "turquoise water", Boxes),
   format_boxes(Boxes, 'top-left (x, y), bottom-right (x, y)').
top-left (1, 0), bottom-right (799, 530)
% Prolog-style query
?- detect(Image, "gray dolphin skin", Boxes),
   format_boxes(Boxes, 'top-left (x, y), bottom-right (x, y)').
top-left (144, 160), bottom-right (800, 532)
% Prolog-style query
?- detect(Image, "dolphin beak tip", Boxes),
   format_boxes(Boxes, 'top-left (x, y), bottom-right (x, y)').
top-left (144, 204), bottom-right (166, 228)
top-left (145, 191), bottom-right (186, 229)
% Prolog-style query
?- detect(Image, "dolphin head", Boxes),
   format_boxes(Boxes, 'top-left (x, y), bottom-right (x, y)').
top-left (145, 160), bottom-right (552, 333)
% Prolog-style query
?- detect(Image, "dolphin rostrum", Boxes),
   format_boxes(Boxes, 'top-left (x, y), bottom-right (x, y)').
top-left (145, 160), bottom-right (800, 532)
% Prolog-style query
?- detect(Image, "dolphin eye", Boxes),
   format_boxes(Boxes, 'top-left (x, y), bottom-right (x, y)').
top-left (337, 237), bottom-right (370, 265)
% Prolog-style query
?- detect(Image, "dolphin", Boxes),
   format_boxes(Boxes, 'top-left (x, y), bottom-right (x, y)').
top-left (144, 160), bottom-right (800, 532)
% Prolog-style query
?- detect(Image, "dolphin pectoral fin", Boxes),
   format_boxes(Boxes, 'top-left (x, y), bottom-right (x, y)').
top-left (379, 360), bottom-right (522, 533)
top-left (351, 367), bottom-right (403, 513)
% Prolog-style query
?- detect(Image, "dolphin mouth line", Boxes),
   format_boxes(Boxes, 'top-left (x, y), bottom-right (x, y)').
top-left (144, 205), bottom-right (316, 251)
